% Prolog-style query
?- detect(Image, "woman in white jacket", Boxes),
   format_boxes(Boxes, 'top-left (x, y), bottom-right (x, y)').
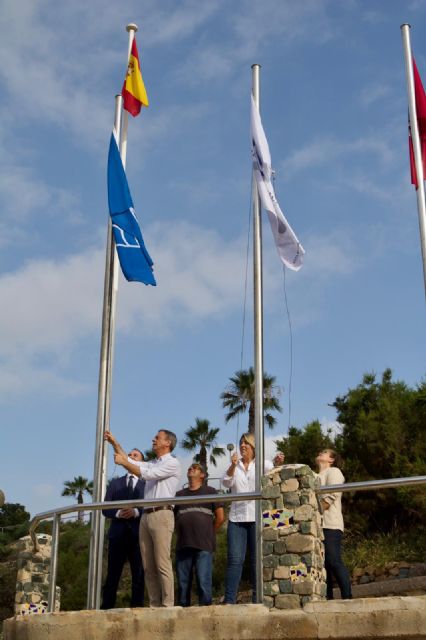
top-left (317, 449), bottom-right (352, 600)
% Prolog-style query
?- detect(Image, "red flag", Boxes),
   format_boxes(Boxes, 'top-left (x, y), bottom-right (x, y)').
top-left (409, 58), bottom-right (426, 188)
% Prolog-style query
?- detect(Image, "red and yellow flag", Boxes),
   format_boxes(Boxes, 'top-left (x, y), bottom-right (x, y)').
top-left (122, 38), bottom-right (149, 117)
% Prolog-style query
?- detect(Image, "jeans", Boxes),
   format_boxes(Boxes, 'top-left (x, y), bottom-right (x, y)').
top-left (224, 521), bottom-right (257, 604)
top-left (175, 548), bottom-right (213, 606)
top-left (323, 529), bottom-right (352, 599)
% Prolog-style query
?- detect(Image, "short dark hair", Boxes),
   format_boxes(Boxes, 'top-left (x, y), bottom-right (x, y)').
top-left (131, 448), bottom-right (144, 460)
top-left (160, 429), bottom-right (177, 452)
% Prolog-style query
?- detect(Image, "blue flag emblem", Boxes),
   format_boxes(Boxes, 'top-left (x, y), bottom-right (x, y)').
top-left (107, 133), bottom-right (156, 285)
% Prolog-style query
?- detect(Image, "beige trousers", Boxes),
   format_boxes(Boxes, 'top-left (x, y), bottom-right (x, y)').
top-left (139, 510), bottom-right (175, 607)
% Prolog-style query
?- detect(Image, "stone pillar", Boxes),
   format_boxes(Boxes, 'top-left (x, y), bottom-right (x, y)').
top-left (262, 464), bottom-right (326, 609)
top-left (14, 534), bottom-right (60, 615)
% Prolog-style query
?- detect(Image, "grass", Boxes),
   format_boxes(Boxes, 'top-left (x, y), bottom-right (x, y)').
top-left (343, 527), bottom-right (426, 574)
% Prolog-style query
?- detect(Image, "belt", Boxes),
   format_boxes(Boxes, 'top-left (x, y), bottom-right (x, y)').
top-left (144, 506), bottom-right (173, 514)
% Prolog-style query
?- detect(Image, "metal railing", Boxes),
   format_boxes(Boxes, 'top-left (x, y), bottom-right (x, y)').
top-left (27, 473), bottom-right (426, 613)
top-left (29, 491), bottom-right (261, 612)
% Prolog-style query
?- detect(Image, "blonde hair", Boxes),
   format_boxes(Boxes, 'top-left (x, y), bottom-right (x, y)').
top-left (240, 432), bottom-right (255, 455)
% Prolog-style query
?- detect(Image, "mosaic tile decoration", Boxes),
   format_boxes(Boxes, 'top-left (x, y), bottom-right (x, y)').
top-left (262, 508), bottom-right (294, 528)
top-left (290, 564), bottom-right (321, 582)
top-left (17, 602), bottom-right (48, 615)
top-left (290, 563), bottom-right (308, 581)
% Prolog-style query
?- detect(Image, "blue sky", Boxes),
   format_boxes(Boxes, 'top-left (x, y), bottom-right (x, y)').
top-left (1, 0), bottom-right (425, 518)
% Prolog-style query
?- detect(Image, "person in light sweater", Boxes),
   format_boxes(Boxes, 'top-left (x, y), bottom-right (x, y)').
top-left (316, 449), bottom-right (352, 600)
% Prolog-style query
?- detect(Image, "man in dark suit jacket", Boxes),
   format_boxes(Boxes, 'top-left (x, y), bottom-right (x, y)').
top-left (101, 448), bottom-right (146, 609)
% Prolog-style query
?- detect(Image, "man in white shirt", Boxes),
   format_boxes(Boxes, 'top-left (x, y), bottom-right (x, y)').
top-left (105, 429), bottom-right (181, 607)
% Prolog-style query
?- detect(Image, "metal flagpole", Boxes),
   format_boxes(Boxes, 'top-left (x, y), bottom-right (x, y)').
top-left (401, 24), bottom-right (426, 300)
top-left (86, 95), bottom-right (122, 610)
top-left (87, 23), bottom-right (138, 610)
top-left (252, 63), bottom-right (264, 605)
top-left (119, 24), bottom-right (138, 166)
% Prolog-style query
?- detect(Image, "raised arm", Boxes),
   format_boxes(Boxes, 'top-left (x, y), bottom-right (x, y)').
top-left (104, 431), bottom-right (127, 457)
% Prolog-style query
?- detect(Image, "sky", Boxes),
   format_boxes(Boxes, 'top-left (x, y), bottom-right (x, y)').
top-left (1, 0), bottom-right (425, 519)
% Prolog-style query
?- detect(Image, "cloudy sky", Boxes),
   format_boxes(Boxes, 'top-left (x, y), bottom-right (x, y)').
top-left (1, 0), bottom-right (425, 517)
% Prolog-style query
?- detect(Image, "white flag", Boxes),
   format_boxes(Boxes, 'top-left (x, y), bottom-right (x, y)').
top-left (250, 95), bottom-right (304, 271)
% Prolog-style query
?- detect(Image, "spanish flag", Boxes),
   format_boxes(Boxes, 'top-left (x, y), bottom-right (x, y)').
top-left (122, 38), bottom-right (149, 117)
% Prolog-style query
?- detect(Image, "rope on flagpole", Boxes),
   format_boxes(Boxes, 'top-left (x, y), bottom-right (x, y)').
top-left (235, 173), bottom-right (253, 447)
top-left (270, 170), bottom-right (294, 432)
top-left (282, 265), bottom-right (294, 431)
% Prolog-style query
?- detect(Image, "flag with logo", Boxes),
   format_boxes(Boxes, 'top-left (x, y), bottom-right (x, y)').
top-left (409, 58), bottom-right (426, 188)
top-left (250, 95), bottom-right (304, 271)
top-left (107, 132), bottom-right (156, 285)
top-left (122, 38), bottom-right (149, 117)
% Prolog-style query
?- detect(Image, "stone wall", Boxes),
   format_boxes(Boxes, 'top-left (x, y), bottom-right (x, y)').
top-left (261, 464), bottom-right (326, 609)
top-left (14, 534), bottom-right (60, 615)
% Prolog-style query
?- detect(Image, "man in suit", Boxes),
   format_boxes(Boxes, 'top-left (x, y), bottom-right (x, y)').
top-left (101, 448), bottom-right (146, 609)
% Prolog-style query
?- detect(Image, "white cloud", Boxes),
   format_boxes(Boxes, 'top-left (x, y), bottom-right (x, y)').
top-left (320, 418), bottom-right (342, 438)
top-left (175, 0), bottom-right (334, 85)
top-left (0, 221), bottom-right (247, 398)
top-left (359, 83), bottom-right (391, 107)
top-left (283, 135), bottom-right (394, 176)
top-left (141, 1), bottom-right (222, 46)
top-left (0, 1), bottom-right (217, 153)
top-left (0, 165), bottom-right (78, 224)
top-left (0, 215), bottom-right (375, 400)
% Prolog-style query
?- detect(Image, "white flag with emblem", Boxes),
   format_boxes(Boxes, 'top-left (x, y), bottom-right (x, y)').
top-left (251, 95), bottom-right (304, 271)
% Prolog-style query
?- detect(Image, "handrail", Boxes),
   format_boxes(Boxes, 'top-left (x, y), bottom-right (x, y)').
top-left (27, 473), bottom-right (426, 612)
top-left (29, 491), bottom-right (261, 551)
top-left (317, 474), bottom-right (426, 494)
top-left (29, 491), bottom-right (261, 613)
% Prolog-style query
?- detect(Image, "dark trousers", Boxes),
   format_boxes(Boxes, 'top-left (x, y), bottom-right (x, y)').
top-left (101, 528), bottom-right (144, 608)
top-left (323, 528), bottom-right (352, 600)
top-left (224, 521), bottom-right (257, 604)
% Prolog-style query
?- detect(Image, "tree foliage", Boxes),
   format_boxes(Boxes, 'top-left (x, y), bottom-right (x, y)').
top-left (181, 418), bottom-right (225, 475)
top-left (61, 477), bottom-right (93, 523)
top-left (275, 420), bottom-right (334, 469)
top-left (221, 367), bottom-right (282, 433)
top-left (0, 503), bottom-right (30, 528)
top-left (276, 369), bottom-right (426, 534)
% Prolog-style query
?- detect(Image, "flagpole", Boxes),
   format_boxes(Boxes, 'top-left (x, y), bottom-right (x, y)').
top-left (86, 94), bottom-right (123, 610)
top-left (120, 24), bottom-right (137, 165)
top-left (252, 63), bottom-right (264, 605)
top-left (401, 24), bottom-right (426, 299)
top-left (87, 23), bottom-right (138, 609)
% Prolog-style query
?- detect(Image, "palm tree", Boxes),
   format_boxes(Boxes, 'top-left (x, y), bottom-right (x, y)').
top-left (61, 476), bottom-right (93, 523)
top-left (221, 367), bottom-right (282, 434)
top-left (181, 418), bottom-right (225, 476)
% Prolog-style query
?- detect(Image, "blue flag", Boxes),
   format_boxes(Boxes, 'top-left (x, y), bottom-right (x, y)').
top-left (107, 133), bottom-right (156, 285)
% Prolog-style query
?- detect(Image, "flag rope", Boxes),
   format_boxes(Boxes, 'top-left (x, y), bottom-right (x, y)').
top-left (235, 173), bottom-right (254, 446)
top-left (281, 265), bottom-right (293, 431)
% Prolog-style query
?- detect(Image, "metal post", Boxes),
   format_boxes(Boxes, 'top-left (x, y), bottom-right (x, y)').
top-left (87, 24), bottom-right (139, 608)
top-left (252, 63), bottom-right (264, 605)
top-left (86, 94), bottom-right (123, 610)
top-left (401, 24), bottom-right (426, 299)
top-left (47, 514), bottom-right (60, 613)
